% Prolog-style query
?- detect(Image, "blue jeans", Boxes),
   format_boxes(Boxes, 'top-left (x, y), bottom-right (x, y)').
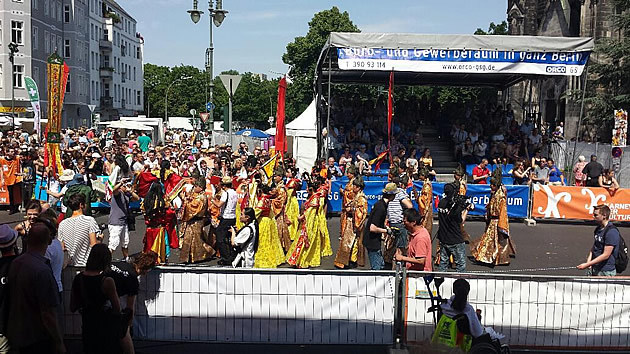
top-left (588, 268), bottom-right (616, 276)
top-left (390, 222), bottom-right (408, 249)
top-left (367, 249), bottom-right (385, 270)
top-left (438, 242), bottom-right (467, 272)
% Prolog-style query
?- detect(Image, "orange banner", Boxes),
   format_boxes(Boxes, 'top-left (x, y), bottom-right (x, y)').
top-left (532, 184), bottom-right (630, 221)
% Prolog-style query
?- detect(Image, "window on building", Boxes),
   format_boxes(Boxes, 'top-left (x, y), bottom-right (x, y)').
top-left (136, 90), bottom-right (141, 105)
top-left (64, 39), bottom-right (70, 58)
top-left (32, 26), bottom-right (38, 50)
top-left (11, 21), bottom-right (24, 45)
top-left (136, 47), bottom-right (141, 60)
top-left (33, 0), bottom-right (38, 9)
top-left (12, 0), bottom-right (24, 3)
top-left (133, 67), bottom-right (136, 81)
top-left (0, 65), bottom-right (3, 88)
top-left (33, 66), bottom-right (40, 88)
top-left (57, 36), bottom-right (62, 54)
top-left (50, 33), bottom-right (56, 52)
top-left (64, 4), bottom-right (70, 22)
top-left (66, 74), bottom-right (70, 93)
top-left (57, 1), bottom-right (62, 22)
top-left (44, 0), bottom-right (49, 16)
top-left (0, 21), bottom-right (3, 46)
top-left (45, 31), bottom-right (50, 53)
top-left (90, 24), bottom-right (94, 40)
top-left (13, 65), bottom-right (24, 88)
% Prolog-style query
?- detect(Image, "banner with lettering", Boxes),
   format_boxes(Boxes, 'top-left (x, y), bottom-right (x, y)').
top-left (327, 180), bottom-right (530, 218)
top-left (337, 48), bottom-right (589, 76)
top-left (532, 184), bottom-right (630, 221)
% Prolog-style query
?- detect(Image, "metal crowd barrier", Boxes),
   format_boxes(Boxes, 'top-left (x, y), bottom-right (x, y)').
top-left (61, 266), bottom-right (396, 345)
top-left (61, 266), bottom-right (630, 350)
top-left (404, 271), bottom-right (630, 350)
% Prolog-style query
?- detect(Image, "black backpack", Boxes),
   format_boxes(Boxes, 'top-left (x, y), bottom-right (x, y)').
top-left (604, 224), bottom-right (629, 274)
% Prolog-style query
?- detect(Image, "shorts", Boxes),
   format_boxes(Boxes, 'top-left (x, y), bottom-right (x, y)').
top-left (108, 224), bottom-right (129, 251)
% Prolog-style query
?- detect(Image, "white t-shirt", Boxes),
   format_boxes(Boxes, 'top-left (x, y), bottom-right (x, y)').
top-left (58, 215), bottom-right (100, 267)
top-left (220, 188), bottom-right (238, 219)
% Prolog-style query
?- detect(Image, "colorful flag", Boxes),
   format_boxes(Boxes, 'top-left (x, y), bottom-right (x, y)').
top-left (369, 149), bottom-right (389, 172)
top-left (275, 77), bottom-right (287, 154)
top-left (44, 53), bottom-right (69, 176)
top-left (24, 76), bottom-right (41, 138)
top-left (262, 153), bottom-right (279, 180)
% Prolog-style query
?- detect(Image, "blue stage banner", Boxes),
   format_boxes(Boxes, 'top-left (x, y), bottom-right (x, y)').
top-left (325, 180), bottom-right (529, 218)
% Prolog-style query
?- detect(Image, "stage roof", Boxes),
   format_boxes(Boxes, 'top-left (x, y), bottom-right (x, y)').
top-left (315, 32), bottom-right (595, 88)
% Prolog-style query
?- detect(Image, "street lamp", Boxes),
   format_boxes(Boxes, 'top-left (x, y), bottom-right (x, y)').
top-left (8, 42), bottom-right (19, 130)
top-left (188, 0), bottom-right (228, 129)
top-left (164, 75), bottom-right (192, 124)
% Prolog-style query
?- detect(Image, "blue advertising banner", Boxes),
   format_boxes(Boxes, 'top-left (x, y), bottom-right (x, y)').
top-left (337, 48), bottom-right (589, 76)
top-left (326, 181), bottom-right (529, 218)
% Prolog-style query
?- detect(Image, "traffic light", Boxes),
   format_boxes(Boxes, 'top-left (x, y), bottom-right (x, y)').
top-left (220, 105), bottom-right (228, 130)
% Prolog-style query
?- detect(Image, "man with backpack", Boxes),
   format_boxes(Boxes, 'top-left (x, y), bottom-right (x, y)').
top-left (577, 204), bottom-right (628, 276)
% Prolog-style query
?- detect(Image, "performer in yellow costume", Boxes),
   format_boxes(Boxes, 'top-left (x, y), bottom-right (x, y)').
top-left (253, 184), bottom-right (285, 268)
top-left (334, 177), bottom-right (367, 268)
top-left (287, 177), bottom-right (327, 268)
top-left (470, 167), bottom-right (516, 265)
top-left (317, 178), bottom-right (333, 257)
top-left (285, 178), bottom-right (301, 241)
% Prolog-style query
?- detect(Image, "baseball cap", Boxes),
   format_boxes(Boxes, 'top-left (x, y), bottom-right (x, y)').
top-left (382, 182), bottom-right (397, 195)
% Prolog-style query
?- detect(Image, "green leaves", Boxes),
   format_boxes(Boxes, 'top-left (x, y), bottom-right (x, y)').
top-left (143, 64), bottom-right (278, 129)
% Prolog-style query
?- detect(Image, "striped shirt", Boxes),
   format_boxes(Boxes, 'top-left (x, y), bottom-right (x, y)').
top-left (58, 215), bottom-right (100, 267)
top-left (387, 188), bottom-right (409, 224)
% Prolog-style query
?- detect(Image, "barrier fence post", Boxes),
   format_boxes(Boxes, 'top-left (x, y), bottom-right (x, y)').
top-left (393, 262), bottom-right (402, 348)
top-left (524, 184), bottom-right (536, 226)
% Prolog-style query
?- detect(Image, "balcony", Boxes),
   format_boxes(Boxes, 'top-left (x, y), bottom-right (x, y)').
top-left (99, 39), bottom-right (112, 52)
top-left (100, 96), bottom-right (113, 108)
top-left (99, 67), bottom-right (114, 80)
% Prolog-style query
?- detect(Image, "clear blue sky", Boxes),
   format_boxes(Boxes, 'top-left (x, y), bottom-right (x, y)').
top-left (118, 0), bottom-right (508, 77)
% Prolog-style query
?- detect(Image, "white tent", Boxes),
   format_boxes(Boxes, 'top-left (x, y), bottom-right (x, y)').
top-left (99, 120), bottom-right (153, 131)
top-left (287, 100), bottom-right (317, 174)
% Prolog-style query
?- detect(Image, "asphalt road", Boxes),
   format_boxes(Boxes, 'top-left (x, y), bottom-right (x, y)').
top-left (6, 208), bottom-right (621, 276)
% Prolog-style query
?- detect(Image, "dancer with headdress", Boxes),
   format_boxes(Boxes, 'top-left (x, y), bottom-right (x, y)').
top-left (286, 176), bottom-right (327, 268)
top-left (253, 184), bottom-right (285, 268)
top-left (415, 165), bottom-right (433, 236)
top-left (316, 175), bottom-right (333, 258)
top-left (334, 177), bottom-right (367, 268)
top-left (179, 177), bottom-right (215, 263)
top-left (470, 167), bottom-right (516, 265)
top-left (271, 167), bottom-right (291, 252)
top-left (141, 160), bottom-right (182, 263)
top-left (339, 165), bottom-right (358, 241)
top-left (285, 178), bottom-right (301, 241)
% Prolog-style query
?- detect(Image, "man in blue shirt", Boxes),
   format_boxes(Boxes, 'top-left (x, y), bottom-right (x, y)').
top-left (546, 158), bottom-right (565, 186)
top-left (577, 204), bottom-right (620, 276)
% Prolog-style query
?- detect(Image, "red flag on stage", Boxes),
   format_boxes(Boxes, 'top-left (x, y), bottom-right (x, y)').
top-left (387, 71), bottom-right (394, 161)
top-left (275, 77), bottom-right (287, 154)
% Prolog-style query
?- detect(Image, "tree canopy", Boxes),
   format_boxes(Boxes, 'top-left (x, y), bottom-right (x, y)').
top-left (581, 0), bottom-right (630, 140)
top-left (143, 64), bottom-right (278, 130)
top-left (282, 6), bottom-right (360, 119)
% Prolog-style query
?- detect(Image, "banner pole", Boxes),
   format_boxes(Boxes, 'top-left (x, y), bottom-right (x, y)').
top-left (570, 64), bottom-right (589, 180)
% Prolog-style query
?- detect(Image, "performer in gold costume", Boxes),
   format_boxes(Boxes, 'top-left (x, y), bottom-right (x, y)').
top-left (334, 177), bottom-right (367, 268)
top-left (179, 178), bottom-right (215, 263)
top-left (339, 165), bottom-right (358, 241)
top-left (470, 167), bottom-right (516, 265)
top-left (414, 166), bottom-right (433, 236)
top-left (285, 178), bottom-right (301, 241)
top-left (271, 167), bottom-right (292, 252)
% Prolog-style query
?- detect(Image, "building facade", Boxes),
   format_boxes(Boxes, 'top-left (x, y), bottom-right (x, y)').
top-left (0, 0), bottom-right (143, 128)
top-left (507, 0), bottom-right (615, 140)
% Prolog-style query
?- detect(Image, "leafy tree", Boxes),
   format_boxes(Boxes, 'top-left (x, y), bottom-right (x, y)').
top-left (474, 21), bottom-right (509, 35)
top-left (143, 65), bottom-right (279, 130)
top-left (282, 7), bottom-right (360, 119)
top-left (580, 0), bottom-right (630, 140)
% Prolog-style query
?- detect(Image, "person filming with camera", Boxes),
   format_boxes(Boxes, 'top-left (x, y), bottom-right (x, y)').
top-left (436, 182), bottom-right (472, 272)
